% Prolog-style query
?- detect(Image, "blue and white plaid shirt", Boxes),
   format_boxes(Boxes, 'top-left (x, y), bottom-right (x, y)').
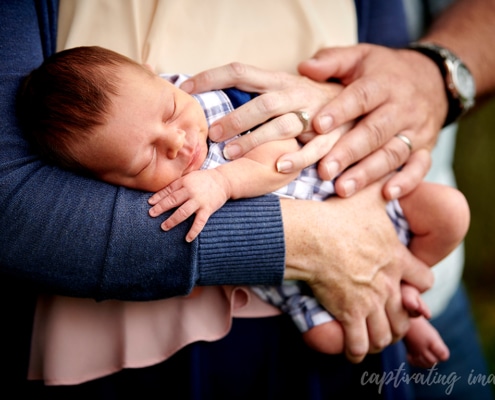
top-left (163, 74), bottom-right (410, 332)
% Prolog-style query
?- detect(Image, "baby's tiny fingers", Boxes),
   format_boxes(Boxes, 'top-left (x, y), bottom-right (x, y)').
top-left (149, 189), bottom-right (189, 217)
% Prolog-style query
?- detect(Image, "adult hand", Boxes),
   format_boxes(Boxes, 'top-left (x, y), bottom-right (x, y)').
top-left (281, 179), bottom-right (434, 363)
top-left (298, 44), bottom-right (445, 199)
top-left (181, 62), bottom-right (351, 173)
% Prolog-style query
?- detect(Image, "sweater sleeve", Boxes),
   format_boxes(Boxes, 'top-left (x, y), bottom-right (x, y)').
top-left (0, 0), bottom-right (285, 301)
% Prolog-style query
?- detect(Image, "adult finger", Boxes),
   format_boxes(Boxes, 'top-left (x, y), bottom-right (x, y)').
top-left (384, 288), bottom-right (411, 342)
top-left (366, 307), bottom-right (393, 354)
top-left (276, 122), bottom-right (351, 173)
top-left (382, 149), bottom-right (431, 200)
top-left (221, 110), bottom-right (311, 160)
top-left (298, 46), bottom-right (367, 83)
top-left (340, 316), bottom-right (369, 363)
top-left (180, 62), bottom-right (289, 95)
top-left (326, 131), bottom-right (414, 197)
top-left (299, 47), bottom-right (388, 135)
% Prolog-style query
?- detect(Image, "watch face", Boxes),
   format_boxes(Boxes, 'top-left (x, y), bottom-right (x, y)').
top-left (453, 62), bottom-right (476, 103)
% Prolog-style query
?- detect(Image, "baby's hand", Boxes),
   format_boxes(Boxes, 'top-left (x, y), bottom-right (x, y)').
top-left (148, 169), bottom-right (231, 242)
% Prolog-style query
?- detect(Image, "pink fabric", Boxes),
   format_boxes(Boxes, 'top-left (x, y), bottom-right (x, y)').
top-left (28, 286), bottom-right (280, 385)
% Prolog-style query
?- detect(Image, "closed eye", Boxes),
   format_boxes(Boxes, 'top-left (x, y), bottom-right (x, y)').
top-left (135, 146), bottom-right (156, 177)
top-left (163, 94), bottom-right (179, 125)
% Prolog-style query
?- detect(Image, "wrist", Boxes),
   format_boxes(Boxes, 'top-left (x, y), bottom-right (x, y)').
top-left (280, 199), bottom-right (319, 282)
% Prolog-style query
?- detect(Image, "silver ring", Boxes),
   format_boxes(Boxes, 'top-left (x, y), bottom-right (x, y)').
top-left (395, 134), bottom-right (412, 152)
top-left (292, 110), bottom-right (310, 132)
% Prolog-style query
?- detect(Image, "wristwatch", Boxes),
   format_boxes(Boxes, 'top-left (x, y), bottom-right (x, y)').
top-left (407, 42), bottom-right (476, 127)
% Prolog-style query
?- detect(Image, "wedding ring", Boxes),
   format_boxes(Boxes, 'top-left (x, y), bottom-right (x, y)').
top-left (395, 134), bottom-right (413, 153)
top-left (292, 110), bottom-right (310, 133)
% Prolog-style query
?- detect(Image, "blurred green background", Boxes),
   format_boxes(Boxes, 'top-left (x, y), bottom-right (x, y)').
top-left (454, 97), bottom-right (495, 376)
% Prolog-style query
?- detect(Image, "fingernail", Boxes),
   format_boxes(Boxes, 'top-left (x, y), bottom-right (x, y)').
top-left (342, 180), bottom-right (356, 197)
top-left (180, 80), bottom-right (194, 93)
top-left (223, 144), bottom-right (241, 160)
top-left (277, 160), bottom-right (293, 173)
top-left (317, 115), bottom-right (333, 133)
top-left (324, 161), bottom-right (340, 180)
top-left (209, 124), bottom-right (223, 141)
top-left (388, 186), bottom-right (402, 200)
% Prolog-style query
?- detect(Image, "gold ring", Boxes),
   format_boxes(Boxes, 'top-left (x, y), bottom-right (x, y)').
top-left (292, 111), bottom-right (310, 132)
top-left (395, 134), bottom-right (412, 152)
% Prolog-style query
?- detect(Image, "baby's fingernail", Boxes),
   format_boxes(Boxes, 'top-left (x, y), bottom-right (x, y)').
top-left (209, 124), bottom-right (223, 141)
top-left (223, 144), bottom-right (241, 160)
top-left (148, 195), bottom-right (157, 205)
top-left (277, 160), bottom-right (293, 173)
top-left (180, 80), bottom-right (194, 93)
top-left (317, 115), bottom-right (333, 133)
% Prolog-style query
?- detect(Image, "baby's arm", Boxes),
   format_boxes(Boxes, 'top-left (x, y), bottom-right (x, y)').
top-left (149, 138), bottom-right (301, 241)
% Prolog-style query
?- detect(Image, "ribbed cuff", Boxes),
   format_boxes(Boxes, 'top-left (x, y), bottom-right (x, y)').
top-left (197, 196), bottom-right (285, 286)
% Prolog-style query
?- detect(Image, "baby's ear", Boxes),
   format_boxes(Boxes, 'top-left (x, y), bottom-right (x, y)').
top-left (143, 63), bottom-right (156, 73)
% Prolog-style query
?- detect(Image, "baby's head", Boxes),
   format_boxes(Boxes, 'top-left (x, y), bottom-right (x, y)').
top-left (18, 46), bottom-right (209, 191)
top-left (18, 46), bottom-right (131, 173)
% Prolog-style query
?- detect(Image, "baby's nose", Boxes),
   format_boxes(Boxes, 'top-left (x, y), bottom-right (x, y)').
top-left (164, 129), bottom-right (185, 159)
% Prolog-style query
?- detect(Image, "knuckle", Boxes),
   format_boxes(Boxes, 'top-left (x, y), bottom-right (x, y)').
top-left (228, 62), bottom-right (247, 78)
top-left (244, 129), bottom-right (262, 147)
top-left (274, 115), bottom-right (295, 137)
top-left (194, 213), bottom-right (209, 229)
top-left (339, 144), bottom-right (361, 167)
top-left (361, 119), bottom-right (388, 149)
top-left (166, 192), bottom-right (180, 205)
top-left (227, 112), bottom-right (244, 132)
top-left (175, 206), bottom-right (192, 220)
top-left (273, 70), bottom-right (293, 88)
top-left (257, 93), bottom-right (279, 115)
top-left (350, 79), bottom-right (378, 115)
top-left (195, 69), bottom-right (215, 87)
top-left (383, 144), bottom-right (406, 170)
top-left (348, 346), bottom-right (367, 361)
top-left (374, 333), bottom-right (392, 350)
